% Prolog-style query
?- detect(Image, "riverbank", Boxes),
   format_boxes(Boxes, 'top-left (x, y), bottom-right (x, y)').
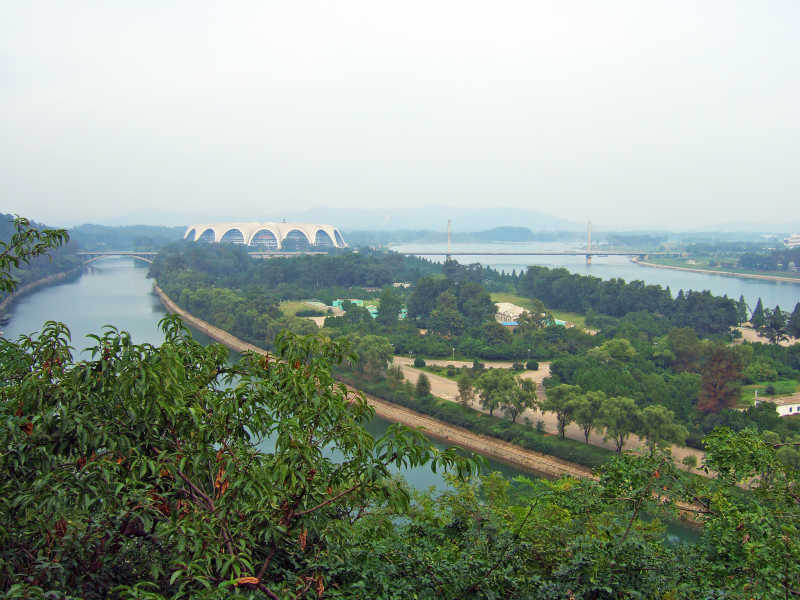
top-left (153, 283), bottom-right (598, 480)
top-left (0, 268), bottom-right (81, 315)
top-left (633, 257), bottom-right (800, 284)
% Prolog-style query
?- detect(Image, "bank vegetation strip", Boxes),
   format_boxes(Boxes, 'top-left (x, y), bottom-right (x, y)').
top-left (153, 282), bottom-right (597, 480)
top-left (633, 257), bottom-right (800, 284)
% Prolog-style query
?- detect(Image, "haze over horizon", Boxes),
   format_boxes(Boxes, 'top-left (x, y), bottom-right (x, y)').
top-left (2, 1), bottom-right (798, 231)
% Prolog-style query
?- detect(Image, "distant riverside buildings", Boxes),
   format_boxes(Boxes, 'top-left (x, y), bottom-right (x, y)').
top-left (785, 234), bottom-right (800, 249)
top-left (184, 222), bottom-right (347, 251)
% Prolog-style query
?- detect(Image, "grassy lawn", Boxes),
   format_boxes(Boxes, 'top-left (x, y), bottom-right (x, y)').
top-left (490, 292), bottom-right (588, 329)
top-left (278, 300), bottom-right (325, 317)
top-left (739, 379), bottom-right (799, 407)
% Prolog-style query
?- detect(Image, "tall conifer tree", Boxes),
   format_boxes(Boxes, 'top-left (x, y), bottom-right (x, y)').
top-left (751, 297), bottom-right (765, 328)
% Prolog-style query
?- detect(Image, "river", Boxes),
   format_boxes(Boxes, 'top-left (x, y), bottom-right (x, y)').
top-left (393, 241), bottom-right (800, 312)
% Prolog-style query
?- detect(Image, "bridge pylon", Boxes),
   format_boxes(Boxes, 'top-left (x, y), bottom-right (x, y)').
top-left (586, 221), bottom-right (592, 265)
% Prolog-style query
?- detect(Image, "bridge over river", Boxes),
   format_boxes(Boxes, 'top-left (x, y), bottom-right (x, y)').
top-left (403, 250), bottom-right (680, 264)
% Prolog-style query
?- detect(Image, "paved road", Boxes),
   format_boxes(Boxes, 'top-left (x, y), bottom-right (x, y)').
top-left (393, 356), bottom-right (706, 470)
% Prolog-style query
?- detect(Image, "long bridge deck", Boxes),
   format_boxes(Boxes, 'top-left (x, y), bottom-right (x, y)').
top-left (403, 251), bottom-right (677, 256)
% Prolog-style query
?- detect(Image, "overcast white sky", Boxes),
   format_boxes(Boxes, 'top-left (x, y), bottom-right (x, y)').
top-left (2, 1), bottom-right (798, 230)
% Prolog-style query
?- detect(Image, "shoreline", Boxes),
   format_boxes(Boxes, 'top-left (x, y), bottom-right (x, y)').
top-left (0, 268), bottom-right (81, 315)
top-left (152, 282), bottom-right (596, 480)
top-left (632, 257), bottom-right (800, 284)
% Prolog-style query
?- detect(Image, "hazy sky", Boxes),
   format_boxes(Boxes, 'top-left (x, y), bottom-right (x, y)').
top-left (2, 1), bottom-right (798, 230)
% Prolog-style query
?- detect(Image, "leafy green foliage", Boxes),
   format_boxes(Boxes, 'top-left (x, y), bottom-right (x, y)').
top-left (0, 215), bottom-right (76, 296)
top-left (0, 321), bottom-right (478, 598)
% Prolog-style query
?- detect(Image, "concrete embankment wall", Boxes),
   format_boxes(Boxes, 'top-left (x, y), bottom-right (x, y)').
top-left (152, 282), bottom-right (594, 480)
top-left (0, 269), bottom-right (81, 314)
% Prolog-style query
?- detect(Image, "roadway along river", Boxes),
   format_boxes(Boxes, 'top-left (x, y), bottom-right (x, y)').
top-left (393, 241), bottom-right (800, 312)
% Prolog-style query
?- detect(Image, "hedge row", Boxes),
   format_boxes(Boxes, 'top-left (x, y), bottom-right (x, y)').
top-left (336, 371), bottom-right (613, 470)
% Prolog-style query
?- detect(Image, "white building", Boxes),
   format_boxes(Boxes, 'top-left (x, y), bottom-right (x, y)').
top-left (184, 222), bottom-right (347, 250)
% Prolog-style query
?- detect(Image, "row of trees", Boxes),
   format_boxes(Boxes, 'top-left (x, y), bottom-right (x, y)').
top-left (518, 265), bottom-right (740, 336)
top-left (540, 385), bottom-right (688, 454)
top-left (750, 298), bottom-right (800, 342)
top-left (738, 245), bottom-right (800, 272)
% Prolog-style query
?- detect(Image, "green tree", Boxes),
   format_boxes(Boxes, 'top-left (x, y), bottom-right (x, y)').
top-left (637, 405), bottom-right (688, 455)
top-left (501, 377), bottom-right (537, 424)
top-left (759, 305), bottom-right (788, 344)
top-left (456, 372), bottom-right (475, 407)
top-left (540, 384), bottom-right (582, 440)
top-left (598, 396), bottom-right (640, 453)
top-left (416, 372), bottom-right (432, 398)
top-left (353, 334), bottom-right (394, 379)
top-left (572, 390), bottom-right (606, 444)
top-left (751, 297), bottom-right (765, 328)
top-left (587, 338), bottom-right (637, 364)
top-left (0, 321), bottom-right (476, 598)
top-left (475, 369), bottom-right (515, 417)
top-left (789, 302), bottom-right (800, 339)
top-left (0, 215), bottom-right (71, 294)
top-left (681, 454), bottom-right (698, 471)
top-left (481, 320), bottom-right (512, 345)
top-left (736, 294), bottom-right (749, 325)
top-left (376, 286), bottom-right (403, 327)
top-left (666, 327), bottom-right (703, 372)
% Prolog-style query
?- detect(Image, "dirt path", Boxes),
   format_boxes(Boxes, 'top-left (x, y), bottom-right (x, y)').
top-left (734, 325), bottom-right (798, 348)
top-left (394, 358), bottom-right (706, 470)
top-left (153, 284), bottom-right (598, 479)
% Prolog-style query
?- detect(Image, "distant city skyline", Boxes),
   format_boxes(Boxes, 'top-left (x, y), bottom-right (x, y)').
top-left (2, 1), bottom-right (798, 230)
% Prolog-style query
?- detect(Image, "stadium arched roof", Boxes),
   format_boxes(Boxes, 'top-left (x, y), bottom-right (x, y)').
top-left (183, 222), bottom-right (347, 249)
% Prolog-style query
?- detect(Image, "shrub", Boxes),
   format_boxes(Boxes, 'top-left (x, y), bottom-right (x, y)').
top-left (512, 362), bottom-right (524, 371)
top-left (472, 360), bottom-right (484, 372)
top-left (446, 365), bottom-right (457, 377)
top-left (414, 357), bottom-right (426, 368)
top-left (295, 308), bottom-right (325, 317)
top-left (416, 373), bottom-right (431, 397)
top-left (765, 384), bottom-right (777, 396)
top-left (526, 360), bottom-right (539, 371)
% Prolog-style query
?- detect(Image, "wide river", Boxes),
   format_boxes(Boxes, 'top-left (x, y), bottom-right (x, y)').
top-left (393, 241), bottom-right (800, 312)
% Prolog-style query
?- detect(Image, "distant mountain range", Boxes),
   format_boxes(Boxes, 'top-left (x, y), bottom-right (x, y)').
top-left (277, 205), bottom-right (583, 232)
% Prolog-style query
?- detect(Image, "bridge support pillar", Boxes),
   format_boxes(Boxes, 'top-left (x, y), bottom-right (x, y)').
top-left (586, 254), bottom-right (592, 265)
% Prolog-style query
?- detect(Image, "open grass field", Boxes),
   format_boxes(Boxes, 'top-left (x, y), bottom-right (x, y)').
top-left (490, 292), bottom-right (588, 329)
top-left (278, 300), bottom-right (320, 316)
top-left (739, 379), bottom-right (800, 407)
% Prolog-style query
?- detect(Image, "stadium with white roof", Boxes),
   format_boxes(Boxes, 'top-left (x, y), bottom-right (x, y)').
top-left (183, 222), bottom-right (347, 251)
